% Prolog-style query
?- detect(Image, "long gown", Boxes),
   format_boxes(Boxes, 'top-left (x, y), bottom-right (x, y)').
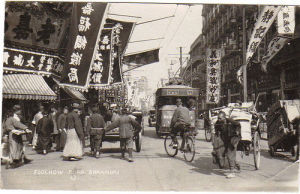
top-left (36, 116), bottom-right (54, 152)
top-left (63, 111), bottom-right (84, 159)
top-left (4, 115), bottom-right (28, 162)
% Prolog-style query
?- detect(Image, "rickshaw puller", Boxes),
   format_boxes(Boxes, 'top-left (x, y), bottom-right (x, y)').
top-left (170, 99), bottom-right (191, 150)
top-left (214, 111), bottom-right (241, 178)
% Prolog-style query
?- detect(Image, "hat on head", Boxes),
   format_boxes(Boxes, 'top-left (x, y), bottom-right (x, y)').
top-left (12, 105), bottom-right (21, 112)
top-left (72, 103), bottom-right (80, 109)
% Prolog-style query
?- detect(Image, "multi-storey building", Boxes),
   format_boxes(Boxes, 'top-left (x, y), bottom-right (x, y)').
top-left (183, 5), bottom-right (300, 112)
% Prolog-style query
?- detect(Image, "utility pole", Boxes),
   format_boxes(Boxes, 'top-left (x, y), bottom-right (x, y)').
top-left (179, 46), bottom-right (183, 76)
top-left (242, 6), bottom-right (247, 102)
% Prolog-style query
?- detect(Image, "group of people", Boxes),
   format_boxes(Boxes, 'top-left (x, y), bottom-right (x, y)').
top-left (169, 98), bottom-right (242, 179)
top-left (1, 102), bottom-right (142, 169)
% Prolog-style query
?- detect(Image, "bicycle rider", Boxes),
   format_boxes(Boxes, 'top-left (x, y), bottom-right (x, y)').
top-left (170, 98), bottom-right (191, 150)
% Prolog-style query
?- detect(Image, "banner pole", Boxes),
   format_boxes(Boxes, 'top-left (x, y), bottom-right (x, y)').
top-left (242, 6), bottom-right (247, 102)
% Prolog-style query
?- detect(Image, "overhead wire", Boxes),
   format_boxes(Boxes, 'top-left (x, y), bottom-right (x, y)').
top-left (158, 5), bottom-right (178, 48)
top-left (163, 5), bottom-right (191, 50)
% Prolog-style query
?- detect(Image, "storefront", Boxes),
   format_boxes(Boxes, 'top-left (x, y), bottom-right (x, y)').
top-left (2, 73), bottom-right (57, 122)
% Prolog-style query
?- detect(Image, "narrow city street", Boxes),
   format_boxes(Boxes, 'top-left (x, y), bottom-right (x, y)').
top-left (1, 118), bottom-right (298, 191)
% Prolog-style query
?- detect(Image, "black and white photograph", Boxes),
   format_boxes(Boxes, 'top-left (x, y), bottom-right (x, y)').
top-left (0, 0), bottom-right (299, 192)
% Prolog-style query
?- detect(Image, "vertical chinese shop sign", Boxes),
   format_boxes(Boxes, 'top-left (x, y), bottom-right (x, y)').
top-left (246, 6), bottom-right (281, 64)
top-left (206, 49), bottom-right (221, 104)
top-left (60, 2), bottom-right (107, 89)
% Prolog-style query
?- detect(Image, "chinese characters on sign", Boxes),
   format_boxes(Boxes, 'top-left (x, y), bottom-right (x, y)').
top-left (89, 29), bottom-right (112, 86)
top-left (3, 48), bottom-right (64, 76)
top-left (277, 6), bottom-right (295, 35)
top-left (206, 49), bottom-right (221, 104)
top-left (261, 37), bottom-right (287, 72)
top-left (61, 2), bottom-right (107, 88)
top-left (246, 6), bottom-right (281, 64)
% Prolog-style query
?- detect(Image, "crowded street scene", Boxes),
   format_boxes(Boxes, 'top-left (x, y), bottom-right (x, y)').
top-left (1, 1), bottom-right (299, 192)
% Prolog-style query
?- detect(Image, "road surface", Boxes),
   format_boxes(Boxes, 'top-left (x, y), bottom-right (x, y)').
top-left (1, 120), bottom-right (299, 191)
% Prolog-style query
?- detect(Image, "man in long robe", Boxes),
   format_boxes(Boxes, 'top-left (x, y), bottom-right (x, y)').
top-left (56, 106), bottom-right (68, 151)
top-left (5, 105), bottom-right (32, 168)
top-left (36, 111), bottom-right (54, 155)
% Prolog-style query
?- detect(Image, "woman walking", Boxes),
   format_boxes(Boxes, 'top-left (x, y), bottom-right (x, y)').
top-left (63, 103), bottom-right (84, 161)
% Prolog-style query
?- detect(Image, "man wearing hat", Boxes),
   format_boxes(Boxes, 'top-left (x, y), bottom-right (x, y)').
top-left (86, 104), bottom-right (105, 158)
top-left (170, 98), bottom-right (191, 150)
top-left (105, 108), bottom-right (141, 162)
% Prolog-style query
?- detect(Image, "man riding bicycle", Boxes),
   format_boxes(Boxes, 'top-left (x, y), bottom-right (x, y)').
top-left (170, 98), bottom-right (191, 150)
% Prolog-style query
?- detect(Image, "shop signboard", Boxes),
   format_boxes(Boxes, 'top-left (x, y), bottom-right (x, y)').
top-left (206, 48), bottom-right (221, 104)
top-left (278, 6), bottom-right (295, 35)
top-left (246, 6), bottom-right (281, 64)
top-left (60, 2), bottom-right (107, 90)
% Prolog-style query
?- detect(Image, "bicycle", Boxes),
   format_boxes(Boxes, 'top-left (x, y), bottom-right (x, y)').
top-left (164, 125), bottom-right (196, 162)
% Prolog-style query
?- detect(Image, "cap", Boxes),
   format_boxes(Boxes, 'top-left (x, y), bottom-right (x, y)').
top-left (12, 105), bottom-right (21, 112)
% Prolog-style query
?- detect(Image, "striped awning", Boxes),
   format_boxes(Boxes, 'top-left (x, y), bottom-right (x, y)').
top-left (62, 87), bottom-right (87, 101)
top-left (3, 74), bottom-right (57, 101)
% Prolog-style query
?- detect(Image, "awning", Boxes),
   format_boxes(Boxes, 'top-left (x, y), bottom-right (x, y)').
top-left (62, 87), bottom-right (87, 101)
top-left (3, 74), bottom-right (57, 101)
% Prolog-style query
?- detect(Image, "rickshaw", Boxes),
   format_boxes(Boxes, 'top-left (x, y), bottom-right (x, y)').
top-left (155, 85), bottom-right (200, 137)
top-left (103, 110), bottom-right (144, 153)
top-left (210, 102), bottom-right (261, 170)
top-left (267, 100), bottom-right (300, 160)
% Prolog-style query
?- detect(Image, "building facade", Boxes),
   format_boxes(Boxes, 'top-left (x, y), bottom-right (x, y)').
top-left (183, 5), bottom-right (300, 112)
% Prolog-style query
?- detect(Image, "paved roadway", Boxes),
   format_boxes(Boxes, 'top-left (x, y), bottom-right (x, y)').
top-left (1, 118), bottom-right (299, 191)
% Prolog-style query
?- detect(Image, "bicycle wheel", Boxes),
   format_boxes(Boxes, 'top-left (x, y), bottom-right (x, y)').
top-left (253, 131), bottom-right (261, 170)
top-left (164, 135), bottom-right (178, 157)
top-left (183, 136), bottom-right (196, 162)
top-left (205, 127), bottom-right (212, 142)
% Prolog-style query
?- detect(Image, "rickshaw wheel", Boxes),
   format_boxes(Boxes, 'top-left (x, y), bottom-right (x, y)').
top-left (164, 135), bottom-right (178, 157)
top-left (205, 127), bottom-right (212, 142)
top-left (135, 132), bottom-right (142, 152)
top-left (253, 131), bottom-right (261, 170)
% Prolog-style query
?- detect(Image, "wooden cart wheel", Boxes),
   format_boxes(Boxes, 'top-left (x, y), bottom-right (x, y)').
top-left (205, 127), bottom-right (212, 142)
top-left (135, 132), bottom-right (142, 152)
top-left (253, 131), bottom-right (261, 170)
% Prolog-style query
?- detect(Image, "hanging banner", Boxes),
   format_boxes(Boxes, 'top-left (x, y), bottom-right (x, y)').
top-left (123, 49), bottom-right (159, 67)
top-left (246, 6), bottom-right (281, 64)
top-left (60, 2), bottom-right (107, 89)
top-left (89, 19), bottom-right (134, 88)
top-left (278, 6), bottom-right (295, 35)
top-left (206, 49), bottom-right (221, 104)
top-left (3, 48), bottom-right (64, 76)
top-left (261, 36), bottom-right (288, 72)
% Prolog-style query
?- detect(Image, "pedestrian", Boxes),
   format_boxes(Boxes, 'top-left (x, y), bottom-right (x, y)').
top-left (31, 105), bottom-right (44, 150)
top-left (63, 103), bottom-right (84, 161)
top-left (86, 104), bottom-right (105, 158)
top-left (4, 105), bottom-right (32, 168)
top-left (36, 110), bottom-right (54, 155)
top-left (49, 105), bottom-right (59, 150)
top-left (105, 108), bottom-right (142, 162)
top-left (213, 111), bottom-right (241, 179)
top-left (56, 106), bottom-right (68, 151)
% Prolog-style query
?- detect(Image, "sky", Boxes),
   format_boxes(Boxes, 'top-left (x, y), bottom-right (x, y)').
top-left (108, 3), bottom-right (203, 92)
